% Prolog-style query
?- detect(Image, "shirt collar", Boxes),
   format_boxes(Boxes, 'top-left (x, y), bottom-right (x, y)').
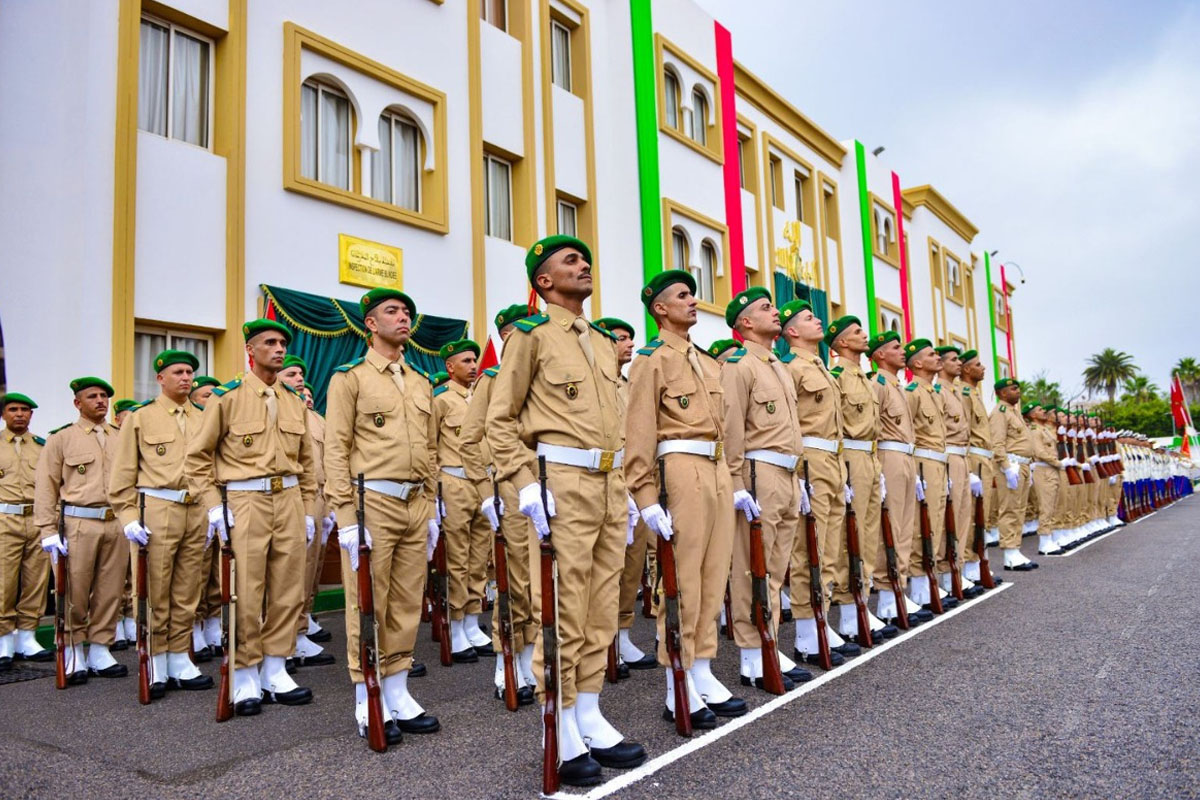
top-left (365, 347), bottom-right (401, 373)
top-left (449, 380), bottom-right (469, 397)
top-left (76, 417), bottom-right (105, 433)
top-left (2, 429), bottom-right (17, 443)
top-left (742, 339), bottom-right (775, 362)
top-left (547, 302), bottom-right (583, 330)
top-left (659, 328), bottom-right (692, 353)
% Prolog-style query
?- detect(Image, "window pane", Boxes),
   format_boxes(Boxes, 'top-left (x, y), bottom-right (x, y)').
top-left (170, 335), bottom-right (209, 376)
top-left (699, 243), bottom-right (717, 303)
top-left (671, 229), bottom-right (687, 271)
top-left (552, 23), bottom-right (571, 91)
top-left (373, 116), bottom-right (393, 203)
top-left (138, 20), bottom-right (169, 136)
top-left (557, 201), bottom-right (577, 237)
top-left (320, 88), bottom-right (350, 189)
top-left (692, 91), bottom-right (707, 146)
top-left (794, 177), bottom-right (804, 222)
top-left (134, 332), bottom-right (168, 401)
top-left (664, 72), bottom-right (679, 129)
top-left (482, 0), bottom-right (506, 30)
top-left (485, 157), bottom-right (511, 240)
top-left (396, 119), bottom-right (420, 211)
top-left (171, 31), bottom-right (209, 146)
top-left (301, 83), bottom-right (318, 180)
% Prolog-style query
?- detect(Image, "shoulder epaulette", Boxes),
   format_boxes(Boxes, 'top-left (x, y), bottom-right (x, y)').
top-left (514, 314), bottom-right (549, 333)
top-left (724, 347), bottom-right (747, 364)
top-left (191, 402), bottom-right (206, 411)
top-left (589, 321), bottom-right (617, 341)
top-left (875, 373), bottom-right (886, 386)
top-left (779, 352), bottom-right (796, 364)
top-left (212, 378), bottom-right (242, 397)
top-left (905, 381), bottom-right (918, 392)
top-left (414, 365), bottom-right (432, 383)
top-left (32, 435), bottom-right (46, 446)
top-left (333, 356), bottom-right (365, 374)
top-left (129, 399), bottom-right (153, 413)
top-left (432, 384), bottom-right (449, 397)
top-left (934, 384), bottom-right (942, 393)
top-left (999, 404), bottom-right (1007, 413)
top-left (962, 386), bottom-right (971, 396)
top-left (281, 383), bottom-right (303, 399)
top-left (49, 423), bottom-right (72, 435)
top-left (637, 338), bottom-right (663, 357)
top-left (830, 366), bottom-right (844, 377)
top-left (482, 365), bottom-right (500, 378)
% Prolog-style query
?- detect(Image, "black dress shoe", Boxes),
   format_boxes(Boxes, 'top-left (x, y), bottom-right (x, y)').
top-left (558, 753), bottom-right (602, 787)
top-left (626, 653), bottom-right (657, 670)
top-left (662, 705), bottom-right (718, 730)
top-left (832, 641), bottom-right (862, 657)
top-left (150, 681), bottom-right (167, 699)
top-left (308, 628), bottom-right (332, 643)
top-left (0, 656), bottom-right (11, 671)
top-left (912, 609), bottom-right (935, 623)
top-left (295, 652), bottom-right (336, 668)
top-left (783, 664), bottom-right (813, 683)
top-left (88, 663), bottom-right (128, 678)
top-left (616, 662), bottom-right (630, 680)
top-left (991, 574), bottom-right (1004, 586)
top-left (211, 644), bottom-right (224, 657)
top-left (795, 649), bottom-right (845, 668)
top-left (111, 639), bottom-right (129, 652)
top-left (517, 686), bottom-right (535, 706)
top-left (877, 624), bottom-right (900, 639)
top-left (740, 673), bottom-right (796, 692)
top-left (472, 641), bottom-right (496, 657)
top-left (235, 698), bottom-right (261, 716)
top-left (285, 658), bottom-right (297, 675)
top-left (383, 720), bottom-right (404, 745)
top-left (452, 648), bottom-right (478, 663)
top-left (590, 739), bottom-right (647, 768)
top-left (22, 649), bottom-right (55, 663)
top-left (193, 646), bottom-right (213, 663)
top-left (67, 670), bottom-right (88, 686)
top-left (940, 597), bottom-right (960, 610)
top-left (396, 712), bottom-right (440, 733)
top-left (963, 585), bottom-right (985, 599)
top-left (168, 674), bottom-right (214, 691)
top-left (262, 686), bottom-right (313, 706)
top-left (410, 662), bottom-right (427, 678)
top-left (707, 697), bottom-right (748, 717)
top-left (1004, 562), bottom-right (1037, 572)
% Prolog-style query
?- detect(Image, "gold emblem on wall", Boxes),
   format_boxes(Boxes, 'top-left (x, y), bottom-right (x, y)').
top-left (774, 220), bottom-right (817, 287)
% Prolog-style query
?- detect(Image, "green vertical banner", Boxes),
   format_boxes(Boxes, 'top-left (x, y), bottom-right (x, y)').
top-left (984, 250), bottom-right (1000, 378)
top-left (630, 0), bottom-right (662, 338)
top-left (854, 141), bottom-right (878, 337)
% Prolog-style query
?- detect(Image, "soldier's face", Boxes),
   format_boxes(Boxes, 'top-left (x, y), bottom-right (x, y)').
top-left (277, 366), bottom-right (305, 391)
top-left (739, 298), bottom-right (780, 338)
top-left (247, 333), bottom-right (287, 372)
top-left (963, 358), bottom-right (984, 382)
top-left (788, 310), bottom-right (823, 344)
top-left (190, 386), bottom-right (214, 408)
top-left (940, 352), bottom-right (962, 377)
top-left (653, 282), bottom-right (698, 331)
top-left (2, 403), bottom-right (32, 434)
top-left (538, 248), bottom-right (592, 299)
top-left (302, 387), bottom-right (314, 408)
top-left (612, 330), bottom-right (635, 365)
top-left (446, 351), bottom-right (477, 385)
top-left (838, 323), bottom-right (868, 353)
top-left (74, 388), bottom-right (109, 422)
top-left (999, 385), bottom-right (1021, 404)
top-left (909, 347), bottom-right (935, 373)
top-left (873, 339), bottom-right (905, 371)
top-left (366, 301), bottom-right (412, 346)
top-left (157, 363), bottom-right (195, 401)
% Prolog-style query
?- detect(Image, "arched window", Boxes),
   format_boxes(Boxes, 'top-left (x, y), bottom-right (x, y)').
top-left (691, 87), bottom-right (708, 146)
top-left (301, 78), bottom-right (353, 190)
top-left (671, 226), bottom-right (689, 273)
top-left (695, 240), bottom-right (717, 303)
top-left (663, 68), bottom-right (681, 131)
top-left (373, 108), bottom-right (421, 211)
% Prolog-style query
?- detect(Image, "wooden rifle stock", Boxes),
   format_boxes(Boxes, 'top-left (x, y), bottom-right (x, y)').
top-left (493, 483), bottom-right (520, 710)
top-left (537, 457), bottom-right (561, 795)
top-left (641, 560), bottom-right (653, 618)
top-left (356, 475), bottom-right (387, 752)
top-left (943, 491), bottom-right (964, 601)
top-left (802, 461), bottom-right (833, 671)
top-left (722, 583), bottom-right (734, 640)
top-left (54, 504), bottom-right (69, 690)
top-left (136, 492), bottom-right (152, 705)
top-left (1074, 413), bottom-right (1096, 485)
top-left (879, 505), bottom-right (909, 629)
top-left (658, 458), bottom-right (692, 735)
top-left (917, 464), bottom-right (944, 615)
top-left (215, 485), bottom-right (235, 722)
top-left (973, 467), bottom-right (995, 589)
top-left (748, 461), bottom-right (786, 694)
top-left (433, 481), bottom-right (452, 666)
top-left (1057, 427), bottom-right (1083, 486)
top-left (843, 465), bottom-right (871, 648)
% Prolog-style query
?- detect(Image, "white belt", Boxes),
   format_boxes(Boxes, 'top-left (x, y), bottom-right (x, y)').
top-left (914, 448), bottom-right (948, 464)
top-left (655, 440), bottom-right (724, 461)
top-left (842, 439), bottom-right (874, 453)
top-left (63, 504), bottom-right (116, 521)
top-left (878, 441), bottom-right (915, 455)
top-left (137, 487), bottom-right (192, 504)
top-left (945, 445), bottom-right (968, 457)
top-left (1034, 461), bottom-right (1055, 470)
top-left (801, 436), bottom-right (839, 454)
top-left (440, 466), bottom-right (467, 479)
top-left (536, 443), bottom-right (624, 472)
top-left (0, 502), bottom-right (33, 516)
top-left (968, 447), bottom-right (994, 459)
top-left (364, 479), bottom-right (424, 501)
top-left (744, 449), bottom-right (800, 472)
top-left (226, 475), bottom-right (299, 493)
top-left (1008, 455), bottom-right (1032, 465)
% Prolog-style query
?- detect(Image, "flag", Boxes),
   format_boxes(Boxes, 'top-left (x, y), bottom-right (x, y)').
top-left (1171, 374), bottom-right (1189, 429)
top-left (477, 337), bottom-right (499, 373)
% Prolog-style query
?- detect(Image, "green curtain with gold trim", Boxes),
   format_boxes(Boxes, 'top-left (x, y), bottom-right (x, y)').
top-left (773, 273), bottom-right (829, 362)
top-left (262, 284), bottom-right (468, 412)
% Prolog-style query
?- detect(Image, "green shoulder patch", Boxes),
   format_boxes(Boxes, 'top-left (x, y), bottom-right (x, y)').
top-left (282, 383), bottom-right (303, 399)
top-left (589, 321), bottom-right (617, 341)
top-left (905, 381), bottom-right (918, 392)
top-left (962, 386), bottom-right (971, 396)
top-left (128, 399), bottom-right (153, 413)
top-left (212, 378), bottom-right (242, 397)
top-left (412, 364), bottom-right (432, 383)
top-left (333, 356), bottom-right (366, 374)
top-left (874, 373), bottom-right (885, 385)
top-left (725, 347), bottom-right (748, 364)
top-left (779, 352), bottom-right (796, 364)
top-left (48, 423), bottom-right (72, 435)
top-left (482, 365), bottom-right (501, 378)
top-left (32, 435), bottom-right (46, 446)
top-left (636, 338), bottom-right (663, 357)
top-left (513, 314), bottom-right (549, 333)
top-left (432, 384), bottom-right (449, 397)
top-left (830, 365), bottom-right (844, 377)
top-left (934, 384), bottom-right (942, 393)
top-left (191, 402), bottom-right (206, 412)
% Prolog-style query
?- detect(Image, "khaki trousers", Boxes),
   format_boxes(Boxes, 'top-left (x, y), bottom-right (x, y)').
top-left (910, 458), bottom-right (947, 577)
top-left (1087, 476), bottom-right (1101, 521)
top-left (342, 489), bottom-right (432, 682)
top-left (996, 463), bottom-right (1031, 549)
top-left (443, 473), bottom-right (491, 619)
top-left (297, 492), bottom-right (326, 636)
top-left (227, 487), bottom-right (306, 668)
top-left (492, 480), bottom-right (535, 651)
top-left (196, 540), bottom-right (221, 621)
top-left (654, 454), bottom-right (733, 667)
top-left (791, 450), bottom-right (845, 615)
top-left (1070, 482), bottom-right (1087, 527)
top-left (1105, 476), bottom-right (1123, 516)
top-left (64, 517), bottom-right (124, 645)
top-left (1032, 467), bottom-right (1060, 535)
top-left (0, 513), bottom-right (48, 634)
top-left (132, 497), bottom-right (206, 653)
top-left (941, 453), bottom-right (969, 573)
top-left (835, 450), bottom-right (881, 602)
top-left (731, 461), bottom-right (798, 648)
top-left (529, 466), bottom-right (625, 708)
top-left (1026, 479), bottom-right (1040, 522)
top-left (618, 518), bottom-right (650, 630)
top-left (963, 455), bottom-right (994, 563)
top-left (876, 450), bottom-right (915, 588)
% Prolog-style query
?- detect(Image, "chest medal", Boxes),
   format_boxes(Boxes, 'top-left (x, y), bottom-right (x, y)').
top-left (766, 401), bottom-right (776, 414)
top-left (77, 464), bottom-right (87, 474)
top-left (566, 383), bottom-right (578, 400)
top-left (156, 444), bottom-right (166, 456)
top-left (373, 413), bottom-right (385, 428)
top-left (242, 435), bottom-right (254, 447)
top-left (679, 395), bottom-right (689, 409)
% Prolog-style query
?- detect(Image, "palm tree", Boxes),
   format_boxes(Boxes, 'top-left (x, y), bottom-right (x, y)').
top-left (1024, 371), bottom-right (1063, 409)
top-left (1173, 357), bottom-right (1200, 404)
top-left (1120, 375), bottom-right (1160, 403)
top-left (1083, 348), bottom-right (1138, 404)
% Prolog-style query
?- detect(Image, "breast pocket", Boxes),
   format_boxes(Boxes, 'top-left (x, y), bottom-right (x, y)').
top-left (63, 451), bottom-right (96, 477)
top-left (278, 416), bottom-right (306, 454)
top-left (142, 430), bottom-right (176, 460)
top-left (751, 384), bottom-right (784, 426)
top-left (443, 410), bottom-right (465, 437)
top-left (545, 365), bottom-right (587, 405)
top-left (228, 420), bottom-right (266, 457)
top-left (800, 373), bottom-right (831, 405)
top-left (0, 449), bottom-right (13, 478)
top-left (358, 395), bottom-right (398, 432)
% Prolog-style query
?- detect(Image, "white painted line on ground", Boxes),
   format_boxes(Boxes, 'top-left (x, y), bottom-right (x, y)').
top-left (547, 582), bottom-right (1015, 800)
top-left (1053, 525), bottom-right (1126, 557)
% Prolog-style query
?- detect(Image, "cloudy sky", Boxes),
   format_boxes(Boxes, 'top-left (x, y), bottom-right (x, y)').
top-left (696, 0), bottom-right (1200, 400)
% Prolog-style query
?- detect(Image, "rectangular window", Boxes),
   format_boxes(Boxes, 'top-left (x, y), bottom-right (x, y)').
top-left (134, 328), bottom-right (211, 401)
top-left (822, 181), bottom-right (840, 240)
top-left (481, 0), bottom-right (507, 31)
top-left (793, 171), bottom-right (810, 224)
top-left (769, 155), bottom-right (783, 210)
top-left (738, 134), bottom-right (750, 190)
top-left (300, 80), bottom-right (352, 190)
top-left (551, 21), bottom-right (572, 92)
top-left (372, 112), bottom-right (421, 211)
top-left (483, 154), bottom-right (513, 241)
top-left (696, 241), bottom-right (717, 303)
top-left (557, 199), bottom-right (577, 237)
top-left (138, 17), bottom-right (212, 148)
top-left (663, 71), bottom-right (680, 131)
top-left (945, 254), bottom-right (963, 303)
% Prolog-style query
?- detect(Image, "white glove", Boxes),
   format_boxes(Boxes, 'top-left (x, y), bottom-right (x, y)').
top-left (640, 503), bottom-right (673, 540)
top-left (733, 489), bottom-right (761, 522)
top-left (843, 483), bottom-right (854, 504)
top-left (969, 473), bottom-right (983, 497)
top-left (41, 533), bottom-right (68, 565)
top-left (426, 520), bottom-right (440, 561)
top-left (1067, 429), bottom-right (1077, 439)
top-left (518, 482), bottom-right (556, 540)
top-left (207, 505), bottom-right (233, 546)
top-left (915, 475), bottom-right (926, 502)
top-left (1004, 467), bottom-right (1019, 489)
top-left (1057, 426), bottom-right (1066, 435)
top-left (1109, 476), bottom-right (1118, 486)
top-left (320, 511), bottom-right (336, 546)
top-left (946, 478), bottom-right (953, 493)
top-left (305, 515), bottom-right (315, 545)
top-left (338, 524), bottom-right (371, 572)
top-left (1081, 462), bottom-right (1092, 472)
top-left (481, 495), bottom-right (504, 532)
top-left (797, 479), bottom-right (812, 515)
top-left (626, 494), bottom-right (640, 545)
top-left (879, 473), bottom-right (887, 503)
top-left (123, 520), bottom-right (150, 546)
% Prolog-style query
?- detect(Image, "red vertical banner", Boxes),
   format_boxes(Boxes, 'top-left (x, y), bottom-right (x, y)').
top-left (891, 172), bottom-right (912, 344)
top-left (714, 22), bottom-right (746, 295)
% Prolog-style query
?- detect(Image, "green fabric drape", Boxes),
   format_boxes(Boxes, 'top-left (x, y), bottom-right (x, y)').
top-left (772, 274), bottom-right (829, 362)
top-left (262, 284), bottom-right (468, 413)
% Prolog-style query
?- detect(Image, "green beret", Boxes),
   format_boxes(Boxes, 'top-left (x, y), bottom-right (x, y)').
top-left (154, 349), bottom-right (200, 374)
top-left (430, 371), bottom-right (449, 387)
top-left (960, 349), bottom-right (979, 364)
top-left (824, 315), bottom-right (861, 347)
top-left (525, 235), bottom-right (592, 282)
top-left (0, 393), bottom-right (37, 411)
top-left (281, 355), bottom-right (307, 373)
top-left (113, 398), bottom-right (138, 413)
top-left (641, 269), bottom-right (696, 310)
top-left (190, 376), bottom-right (220, 393)
top-left (778, 299), bottom-right (813, 330)
top-left (903, 337), bottom-right (934, 362)
top-left (708, 338), bottom-right (740, 357)
top-left (725, 287), bottom-right (772, 328)
top-left (69, 377), bottom-right (115, 397)
top-left (242, 318), bottom-right (292, 344)
top-left (593, 317), bottom-right (635, 338)
top-left (303, 382), bottom-right (314, 394)
top-left (994, 378), bottom-right (1020, 392)
top-left (1021, 402), bottom-right (1037, 416)
top-left (494, 303), bottom-right (529, 332)
top-left (439, 339), bottom-right (480, 360)
top-left (360, 288), bottom-right (416, 320)
top-left (934, 345), bottom-right (961, 357)
top-left (867, 330), bottom-right (901, 357)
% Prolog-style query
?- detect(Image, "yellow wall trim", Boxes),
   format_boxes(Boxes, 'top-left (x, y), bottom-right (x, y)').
top-left (733, 61), bottom-right (846, 167)
top-left (901, 184), bottom-right (979, 243)
top-left (662, 197), bottom-right (731, 312)
top-left (656, 34), bottom-right (724, 165)
top-left (467, 7), bottom-right (487, 339)
top-left (110, 0), bottom-right (140, 398)
top-left (215, 0), bottom-right (247, 380)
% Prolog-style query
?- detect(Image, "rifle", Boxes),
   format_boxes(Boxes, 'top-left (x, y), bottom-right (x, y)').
top-left (537, 457), bottom-right (561, 795)
top-left (801, 461), bottom-right (833, 671)
top-left (748, 461), bottom-right (786, 693)
top-left (1074, 411), bottom-right (1095, 485)
top-left (658, 458), bottom-right (692, 736)
top-left (943, 487), bottom-right (965, 601)
top-left (136, 492), bottom-right (152, 705)
top-left (879, 504), bottom-right (910, 629)
top-left (640, 560), bottom-right (653, 618)
top-left (53, 503), bottom-right (70, 690)
top-left (215, 485), bottom-right (236, 722)
top-left (493, 483), bottom-right (520, 710)
top-left (917, 464), bottom-right (944, 615)
top-left (843, 465), bottom-right (871, 648)
top-left (432, 481), bottom-right (452, 666)
top-left (722, 583), bottom-right (734, 641)
top-left (356, 475), bottom-right (387, 752)
top-left (972, 466), bottom-right (996, 589)
top-left (1056, 419), bottom-right (1083, 486)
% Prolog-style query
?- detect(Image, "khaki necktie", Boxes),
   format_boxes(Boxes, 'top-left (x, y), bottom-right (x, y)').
top-left (388, 362), bottom-right (407, 395)
top-left (263, 387), bottom-right (278, 425)
top-left (12, 435), bottom-right (21, 457)
top-left (174, 406), bottom-right (187, 434)
top-left (571, 318), bottom-right (596, 368)
top-left (686, 346), bottom-right (715, 418)
top-left (94, 425), bottom-right (107, 447)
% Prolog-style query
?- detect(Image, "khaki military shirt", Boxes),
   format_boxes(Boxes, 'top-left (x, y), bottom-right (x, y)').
top-left (460, 366), bottom-right (500, 503)
top-left (308, 409), bottom-right (326, 489)
top-left (432, 380), bottom-right (471, 469)
top-left (905, 377), bottom-right (946, 452)
top-left (1032, 423), bottom-right (1061, 467)
top-left (940, 378), bottom-right (969, 448)
top-left (322, 347), bottom-right (436, 526)
top-left (720, 339), bottom-right (803, 495)
top-left (873, 370), bottom-right (915, 444)
top-left (185, 370), bottom-right (317, 515)
top-left (783, 346), bottom-right (842, 440)
top-left (959, 379), bottom-right (993, 451)
top-left (34, 417), bottom-right (119, 531)
top-left (108, 394), bottom-right (199, 527)
top-left (988, 401), bottom-right (1034, 466)
top-left (625, 329), bottom-right (724, 510)
top-left (831, 361), bottom-right (879, 442)
top-left (0, 428), bottom-right (43, 504)
top-left (487, 302), bottom-right (624, 490)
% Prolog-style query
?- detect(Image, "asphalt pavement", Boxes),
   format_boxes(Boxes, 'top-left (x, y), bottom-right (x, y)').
top-left (1, 500), bottom-right (1197, 800)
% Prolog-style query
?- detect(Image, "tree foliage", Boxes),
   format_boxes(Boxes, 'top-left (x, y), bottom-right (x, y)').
top-left (1083, 348), bottom-right (1138, 404)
